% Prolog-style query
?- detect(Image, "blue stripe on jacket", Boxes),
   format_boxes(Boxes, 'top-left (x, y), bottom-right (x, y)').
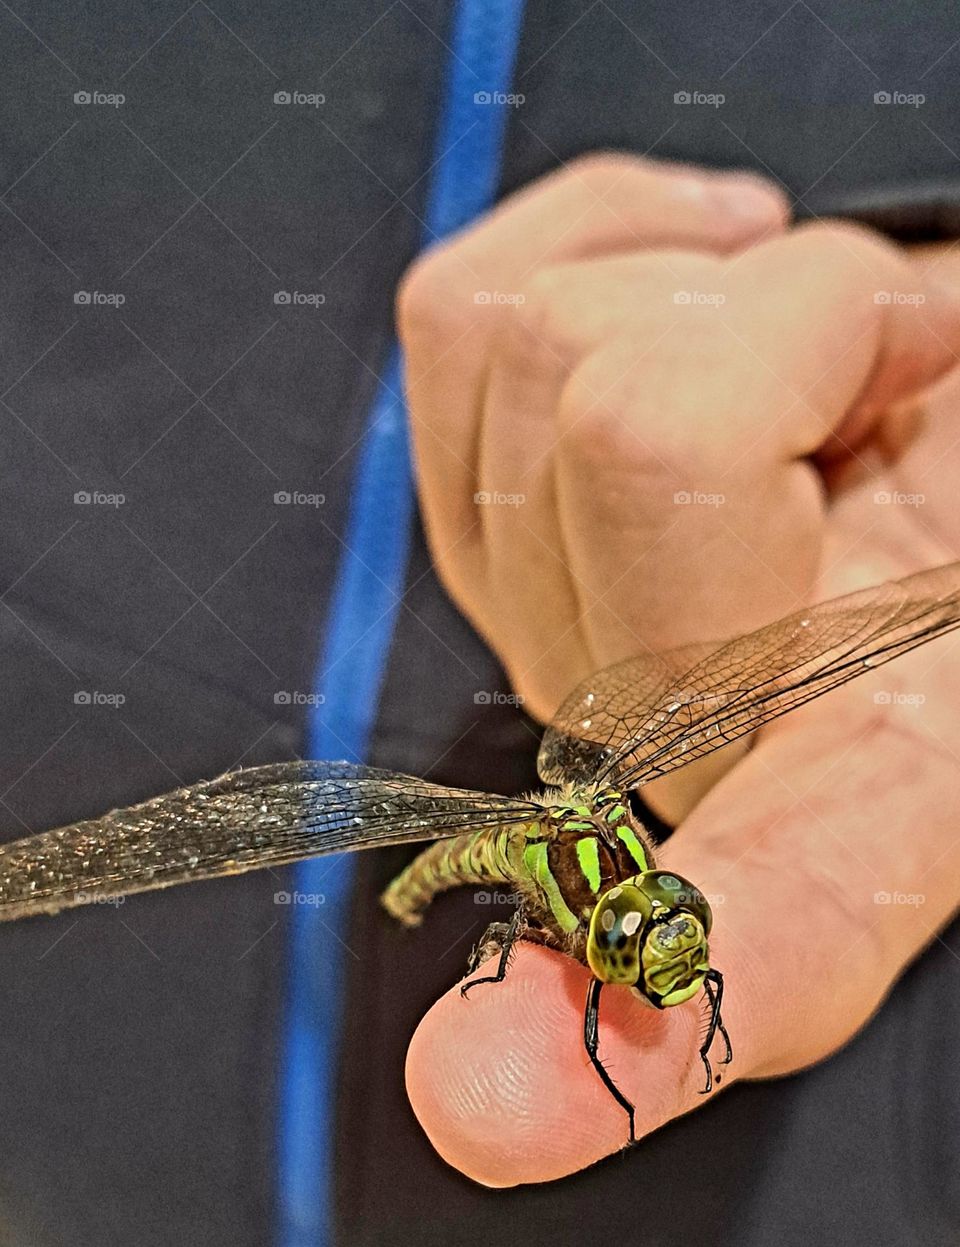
top-left (276, 4), bottom-right (528, 1244)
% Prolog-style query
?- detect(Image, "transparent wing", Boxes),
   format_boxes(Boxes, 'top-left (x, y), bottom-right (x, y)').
top-left (538, 641), bottom-right (719, 787)
top-left (538, 560), bottom-right (960, 790)
top-left (0, 761), bottom-right (543, 922)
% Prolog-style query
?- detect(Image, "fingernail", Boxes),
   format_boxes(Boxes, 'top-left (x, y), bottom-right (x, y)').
top-left (709, 174), bottom-right (788, 226)
top-left (666, 174), bottom-right (716, 206)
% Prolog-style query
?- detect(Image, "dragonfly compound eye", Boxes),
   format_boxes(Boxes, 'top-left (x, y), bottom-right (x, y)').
top-left (640, 870), bottom-right (713, 935)
top-left (586, 883), bottom-right (653, 985)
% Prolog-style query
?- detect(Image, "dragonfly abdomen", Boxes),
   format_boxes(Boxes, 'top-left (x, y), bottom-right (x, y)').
top-left (380, 823), bottom-right (533, 927)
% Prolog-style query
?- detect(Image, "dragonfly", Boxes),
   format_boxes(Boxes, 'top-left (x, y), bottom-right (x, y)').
top-left (2, 560), bottom-right (960, 1143)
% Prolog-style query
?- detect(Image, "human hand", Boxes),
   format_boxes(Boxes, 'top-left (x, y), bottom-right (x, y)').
top-left (398, 162), bottom-right (960, 1184)
top-left (400, 154), bottom-right (960, 741)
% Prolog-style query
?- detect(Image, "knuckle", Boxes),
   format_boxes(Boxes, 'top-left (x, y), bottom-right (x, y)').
top-left (515, 265), bottom-right (567, 337)
top-left (565, 323), bottom-right (785, 488)
top-left (558, 345), bottom-right (712, 485)
top-left (395, 249), bottom-right (434, 324)
top-left (427, 534), bottom-right (477, 613)
top-left (502, 265), bottom-right (584, 368)
top-left (396, 244), bottom-right (469, 339)
top-left (432, 548), bottom-right (465, 600)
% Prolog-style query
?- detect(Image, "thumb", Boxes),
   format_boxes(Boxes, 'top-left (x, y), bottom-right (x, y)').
top-left (405, 656), bottom-right (960, 1185)
top-left (405, 940), bottom-right (703, 1187)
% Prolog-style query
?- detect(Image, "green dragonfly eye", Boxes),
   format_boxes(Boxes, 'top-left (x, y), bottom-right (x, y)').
top-left (578, 877), bottom-right (648, 982)
top-left (641, 870), bottom-right (713, 935)
top-left (586, 880), bottom-right (653, 986)
top-left (586, 870), bottom-right (712, 1005)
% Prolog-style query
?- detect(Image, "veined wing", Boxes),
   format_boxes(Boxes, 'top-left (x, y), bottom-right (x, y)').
top-left (539, 560), bottom-right (960, 791)
top-left (538, 640), bottom-right (718, 787)
top-left (0, 761), bottom-right (544, 922)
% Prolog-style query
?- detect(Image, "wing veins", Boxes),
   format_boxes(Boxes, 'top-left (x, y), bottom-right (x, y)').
top-left (538, 562), bottom-right (960, 792)
top-left (606, 595), bottom-right (960, 788)
top-left (0, 764), bottom-right (544, 922)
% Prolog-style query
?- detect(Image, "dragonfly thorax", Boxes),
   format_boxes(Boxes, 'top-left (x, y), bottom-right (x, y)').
top-left (516, 784), bottom-right (655, 939)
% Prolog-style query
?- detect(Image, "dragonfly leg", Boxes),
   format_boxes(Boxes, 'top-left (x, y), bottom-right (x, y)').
top-left (698, 968), bottom-right (732, 1094)
top-left (583, 979), bottom-right (636, 1145)
top-left (461, 906), bottom-right (526, 998)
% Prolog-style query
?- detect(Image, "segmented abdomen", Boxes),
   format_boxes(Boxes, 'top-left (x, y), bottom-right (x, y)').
top-left (380, 824), bottom-right (529, 926)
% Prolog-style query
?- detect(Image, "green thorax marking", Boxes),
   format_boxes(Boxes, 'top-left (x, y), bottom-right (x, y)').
top-left (575, 837), bottom-right (602, 893)
top-left (615, 823), bottom-right (649, 872)
top-left (514, 787), bottom-right (652, 936)
top-left (522, 841), bottom-right (579, 933)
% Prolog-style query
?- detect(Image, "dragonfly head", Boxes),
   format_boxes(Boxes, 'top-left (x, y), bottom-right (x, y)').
top-left (586, 870), bottom-right (712, 1007)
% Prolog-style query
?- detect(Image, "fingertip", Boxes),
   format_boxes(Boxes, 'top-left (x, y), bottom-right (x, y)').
top-left (406, 945), bottom-right (597, 1185)
top-left (405, 944), bottom-right (704, 1186)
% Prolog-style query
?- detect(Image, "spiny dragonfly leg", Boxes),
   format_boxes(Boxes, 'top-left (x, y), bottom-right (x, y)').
top-left (698, 968), bottom-right (732, 1094)
top-left (460, 906), bottom-right (526, 998)
top-left (583, 979), bottom-right (636, 1145)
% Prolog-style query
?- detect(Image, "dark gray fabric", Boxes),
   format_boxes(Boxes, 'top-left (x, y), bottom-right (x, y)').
top-left (0, 3), bottom-right (444, 1244)
top-left (1, 2), bottom-right (959, 1245)
top-left (503, 0), bottom-right (960, 222)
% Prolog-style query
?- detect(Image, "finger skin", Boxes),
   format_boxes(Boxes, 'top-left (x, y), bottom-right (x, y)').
top-left (407, 943), bottom-right (707, 1187)
top-left (399, 190), bottom-right (960, 1182)
top-left (398, 153), bottom-right (789, 612)
top-left (406, 630), bottom-right (960, 1186)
